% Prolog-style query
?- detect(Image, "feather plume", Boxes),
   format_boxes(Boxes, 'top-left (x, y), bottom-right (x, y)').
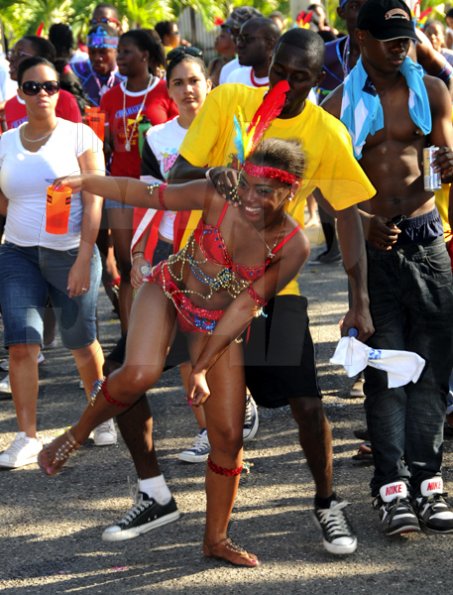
top-left (247, 80), bottom-right (290, 150)
top-left (233, 80), bottom-right (290, 164)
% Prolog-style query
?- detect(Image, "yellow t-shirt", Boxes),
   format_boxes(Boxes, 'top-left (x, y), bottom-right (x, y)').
top-left (435, 184), bottom-right (452, 240)
top-left (179, 83), bottom-right (376, 295)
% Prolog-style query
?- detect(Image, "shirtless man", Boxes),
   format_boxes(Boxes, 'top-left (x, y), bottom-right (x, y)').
top-left (323, 0), bottom-right (453, 536)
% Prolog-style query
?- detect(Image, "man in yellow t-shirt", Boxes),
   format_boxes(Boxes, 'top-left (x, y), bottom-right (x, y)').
top-left (170, 28), bottom-right (376, 556)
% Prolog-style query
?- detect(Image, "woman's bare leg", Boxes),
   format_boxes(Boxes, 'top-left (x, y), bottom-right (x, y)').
top-left (9, 343), bottom-right (41, 437)
top-left (39, 283), bottom-right (177, 474)
top-left (188, 336), bottom-right (258, 567)
top-left (107, 209), bottom-right (134, 333)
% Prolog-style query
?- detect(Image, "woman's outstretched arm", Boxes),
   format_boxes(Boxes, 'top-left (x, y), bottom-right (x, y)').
top-left (55, 173), bottom-right (215, 212)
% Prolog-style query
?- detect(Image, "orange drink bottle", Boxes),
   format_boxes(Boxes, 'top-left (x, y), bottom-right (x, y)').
top-left (46, 184), bottom-right (72, 234)
top-left (86, 111), bottom-right (105, 142)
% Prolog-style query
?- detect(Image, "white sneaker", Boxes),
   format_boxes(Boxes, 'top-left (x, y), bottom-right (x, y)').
top-left (243, 395), bottom-right (259, 442)
top-left (0, 432), bottom-right (42, 468)
top-left (0, 374), bottom-right (11, 394)
top-left (178, 429), bottom-right (210, 463)
top-left (92, 419), bottom-right (117, 446)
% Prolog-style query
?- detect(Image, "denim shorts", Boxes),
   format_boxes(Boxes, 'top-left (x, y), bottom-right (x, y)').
top-left (0, 242), bottom-right (102, 349)
top-left (104, 198), bottom-right (133, 210)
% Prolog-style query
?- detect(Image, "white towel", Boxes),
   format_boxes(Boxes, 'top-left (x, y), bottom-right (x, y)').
top-left (330, 336), bottom-right (425, 389)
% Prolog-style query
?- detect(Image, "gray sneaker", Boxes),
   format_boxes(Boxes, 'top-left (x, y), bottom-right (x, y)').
top-left (243, 395), bottom-right (259, 442)
top-left (178, 429), bottom-right (210, 463)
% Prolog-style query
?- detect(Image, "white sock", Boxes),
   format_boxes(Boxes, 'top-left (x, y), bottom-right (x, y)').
top-left (139, 475), bottom-right (172, 505)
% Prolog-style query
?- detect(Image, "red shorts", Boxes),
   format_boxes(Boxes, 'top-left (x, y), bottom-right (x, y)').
top-left (148, 261), bottom-right (224, 334)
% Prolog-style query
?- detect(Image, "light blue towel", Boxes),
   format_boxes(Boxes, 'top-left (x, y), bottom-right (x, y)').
top-left (340, 56), bottom-right (431, 159)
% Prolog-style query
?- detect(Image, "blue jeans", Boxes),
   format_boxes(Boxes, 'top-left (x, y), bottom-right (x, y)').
top-left (365, 236), bottom-right (453, 496)
top-left (0, 242), bottom-right (101, 349)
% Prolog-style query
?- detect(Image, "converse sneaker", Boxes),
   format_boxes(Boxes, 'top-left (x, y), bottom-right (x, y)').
top-left (102, 491), bottom-right (180, 542)
top-left (0, 374), bottom-right (11, 394)
top-left (0, 432), bottom-right (42, 468)
top-left (313, 500), bottom-right (357, 555)
top-left (178, 428), bottom-right (210, 463)
top-left (243, 394), bottom-right (259, 442)
top-left (374, 481), bottom-right (420, 536)
top-left (414, 477), bottom-right (453, 533)
top-left (92, 419), bottom-right (117, 446)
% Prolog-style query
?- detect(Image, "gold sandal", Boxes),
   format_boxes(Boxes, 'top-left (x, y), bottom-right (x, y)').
top-left (203, 537), bottom-right (259, 567)
top-left (38, 429), bottom-right (80, 476)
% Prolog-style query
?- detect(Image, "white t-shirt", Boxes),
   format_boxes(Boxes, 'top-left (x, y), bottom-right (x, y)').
top-left (0, 118), bottom-right (103, 250)
top-left (143, 116), bottom-right (187, 241)
top-left (219, 57), bottom-right (239, 85)
top-left (226, 66), bottom-right (269, 87)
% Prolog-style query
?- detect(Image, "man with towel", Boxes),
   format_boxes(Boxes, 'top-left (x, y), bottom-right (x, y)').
top-left (323, 0), bottom-right (453, 536)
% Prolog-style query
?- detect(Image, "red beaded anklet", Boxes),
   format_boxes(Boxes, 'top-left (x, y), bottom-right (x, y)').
top-left (207, 456), bottom-right (243, 477)
top-left (101, 378), bottom-right (129, 409)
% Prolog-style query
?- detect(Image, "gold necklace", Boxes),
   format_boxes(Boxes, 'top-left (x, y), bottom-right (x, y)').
top-left (21, 123), bottom-right (57, 143)
top-left (122, 75), bottom-right (153, 152)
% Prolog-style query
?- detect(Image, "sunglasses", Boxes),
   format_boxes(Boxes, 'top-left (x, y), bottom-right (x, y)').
top-left (21, 80), bottom-right (60, 96)
top-left (167, 46), bottom-right (203, 62)
top-left (90, 16), bottom-right (121, 27)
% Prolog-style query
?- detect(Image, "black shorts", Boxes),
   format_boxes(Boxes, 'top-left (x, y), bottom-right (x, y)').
top-left (244, 295), bottom-right (321, 408)
top-left (106, 295), bottom-right (320, 408)
top-left (105, 330), bottom-right (190, 371)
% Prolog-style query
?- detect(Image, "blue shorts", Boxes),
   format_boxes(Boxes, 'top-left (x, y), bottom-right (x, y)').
top-left (0, 242), bottom-right (102, 350)
top-left (104, 198), bottom-right (133, 210)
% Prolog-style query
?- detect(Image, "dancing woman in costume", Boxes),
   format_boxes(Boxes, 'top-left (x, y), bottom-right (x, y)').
top-left (38, 137), bottom-right (310, 567)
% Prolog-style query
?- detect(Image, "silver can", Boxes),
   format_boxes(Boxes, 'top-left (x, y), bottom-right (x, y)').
top-left (423, 146), bottom-right (441, 191)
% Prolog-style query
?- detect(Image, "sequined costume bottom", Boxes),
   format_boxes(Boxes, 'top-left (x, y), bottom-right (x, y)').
top-left (147, 260), bottom-right (224, 334)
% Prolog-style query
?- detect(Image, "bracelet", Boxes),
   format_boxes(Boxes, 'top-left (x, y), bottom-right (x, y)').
top-left (146, 182), bottom-right (168, 209)
top-left (132, 251), bottom-right (145, 261)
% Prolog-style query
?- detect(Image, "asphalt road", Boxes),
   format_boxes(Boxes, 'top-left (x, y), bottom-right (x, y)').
top-left (1, 232), bottom-right (453, 594)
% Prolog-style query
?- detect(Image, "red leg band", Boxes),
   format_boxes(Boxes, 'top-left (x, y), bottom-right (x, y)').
top-left (207, 456), bottom-right (243, 477)
top-left (101, 378), bottom-right (129, 409)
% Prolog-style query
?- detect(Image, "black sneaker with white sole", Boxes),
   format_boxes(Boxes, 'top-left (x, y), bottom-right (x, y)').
top-left (414, 477), bottom-right (453, 533)
top-left (102, 492), bottom-right (180, 542)
top-left (374, 481), bottom-right (420, 536)
top-left (313, 500), bottom-right (357, 555)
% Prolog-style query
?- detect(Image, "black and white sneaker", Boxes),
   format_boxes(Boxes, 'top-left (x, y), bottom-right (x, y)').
top-left (313, 500), bottom-right (357, 555)
top-left (415, 477), bottom-right (453, 533)
top-left (243, 394), bottom-right (259, 442)
top-left (374, 481), bottom-right (420, 536)
top-left (102, 491), bottom-right (180, 542)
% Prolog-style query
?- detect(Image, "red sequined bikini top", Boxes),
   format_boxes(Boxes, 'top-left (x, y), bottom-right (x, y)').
top-left (193, 202), bottom-right (300, 282)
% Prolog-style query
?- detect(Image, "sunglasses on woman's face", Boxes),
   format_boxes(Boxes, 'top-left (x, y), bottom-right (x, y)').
top-left (21, 80), bottom-right (60, 96)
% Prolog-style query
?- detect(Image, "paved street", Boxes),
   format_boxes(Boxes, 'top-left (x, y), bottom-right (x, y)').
top-left (1, 232), bottom-right (453, 594)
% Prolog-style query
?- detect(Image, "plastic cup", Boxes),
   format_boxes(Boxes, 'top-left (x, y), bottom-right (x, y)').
top-left (46, 185), bottom-right (72, 234)
top-left (86, 111), bottom-right (105, 142)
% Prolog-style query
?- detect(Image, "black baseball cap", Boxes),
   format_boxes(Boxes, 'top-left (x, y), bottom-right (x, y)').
top-left (357, 0), bottom-right (417, 42)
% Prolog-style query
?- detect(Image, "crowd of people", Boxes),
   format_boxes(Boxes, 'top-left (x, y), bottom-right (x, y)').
top-left (1, 0), bottom-right (453, 569)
